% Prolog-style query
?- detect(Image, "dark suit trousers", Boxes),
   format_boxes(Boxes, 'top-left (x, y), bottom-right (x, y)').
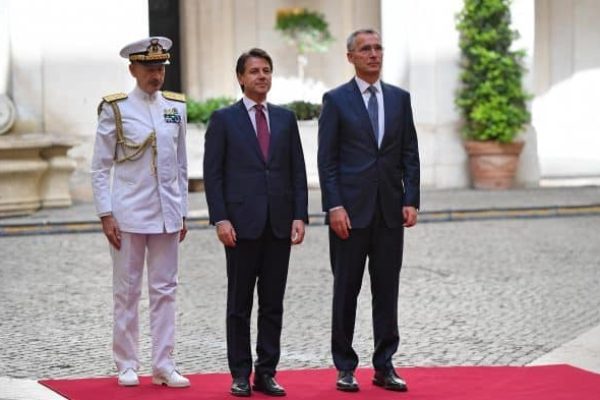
top-left (225, 223), bottom-right (291, 379)
top-left (329, 202), bottom-right (404, 372)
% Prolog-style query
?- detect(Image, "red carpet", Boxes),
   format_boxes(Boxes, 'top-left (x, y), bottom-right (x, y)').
top-left (39, 365), bottom-right (600, 400)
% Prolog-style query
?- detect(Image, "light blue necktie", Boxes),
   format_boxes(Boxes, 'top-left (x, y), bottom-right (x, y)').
top-left (367, 85), bottom-right (379, 145)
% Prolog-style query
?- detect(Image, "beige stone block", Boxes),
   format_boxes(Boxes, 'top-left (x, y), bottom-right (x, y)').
top-left (0, 152), bottom-right (47, 217)
top-left (0, 133), bottom-right (76, 216)
top-left (40, 145), bottom-right (77, 208)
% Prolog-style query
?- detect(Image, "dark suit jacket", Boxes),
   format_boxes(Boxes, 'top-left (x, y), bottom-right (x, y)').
top-left (318, 79), bottom-right (420, 229)
top-left (204, 100), bottom-right (308, 239)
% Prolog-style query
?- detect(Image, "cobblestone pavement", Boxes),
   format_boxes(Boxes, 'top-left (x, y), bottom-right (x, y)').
top-left (0, 215), bottom-right (599, 380)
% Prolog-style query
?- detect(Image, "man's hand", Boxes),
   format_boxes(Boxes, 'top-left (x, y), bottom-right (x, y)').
top-left (101, 215), bottom-right (121, 250)
top-left (216, 220), bottom-right (237, 247)
top-left (329, 207), bottom-right (351, 240)
top-left (403, 206), bottom-right (418, 228)
top-left (290, 219), bottom-right (305, 245)
top-left (179, 218), bottom-right (188, 242)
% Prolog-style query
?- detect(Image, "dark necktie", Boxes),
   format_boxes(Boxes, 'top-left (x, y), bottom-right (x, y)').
top-left (255, 104), bottom-right (270, 161)
top-left (367, 85), bottom-right (379, 145)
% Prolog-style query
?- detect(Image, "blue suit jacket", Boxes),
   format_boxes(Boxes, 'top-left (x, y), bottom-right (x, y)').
top-left (318, 79), bottom-right (420, 229)
top-left (204, 100), bottom-right (308, 239)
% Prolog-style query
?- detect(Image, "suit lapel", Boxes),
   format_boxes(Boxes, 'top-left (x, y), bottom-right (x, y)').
top-left (380, 82), bottom-right (395, 150)
top-left (232, 100), bottom-right (266, 163)
top-left (346, 79), bottom-right (378, 149)
top-left (265, 104), bottom-right (281, 164)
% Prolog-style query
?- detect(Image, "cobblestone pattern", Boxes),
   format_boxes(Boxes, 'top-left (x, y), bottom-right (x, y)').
top-left (0, 216), bottom-right (599, 379)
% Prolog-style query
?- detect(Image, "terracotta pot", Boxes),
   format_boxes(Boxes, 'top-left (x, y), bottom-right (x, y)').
top-left (464, 140), bottom-right (525, 189)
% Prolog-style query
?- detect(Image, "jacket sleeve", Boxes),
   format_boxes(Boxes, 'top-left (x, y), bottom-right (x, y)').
top-left (289, 113), bottom-right (309, 222)
top-left (178, 103), bottom-right (189, 218)
top-left (91, 103), bottom-right (116, 216)
top-left (317, 92), bottom-right (343, 211)
top-left (401, 93), bottom-right (420, 209)
top-left (203, 110), bottom-right (228, 224)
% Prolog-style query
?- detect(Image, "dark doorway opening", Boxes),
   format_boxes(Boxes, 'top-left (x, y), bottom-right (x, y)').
top-left (149, 0), bottom-right (181, 93)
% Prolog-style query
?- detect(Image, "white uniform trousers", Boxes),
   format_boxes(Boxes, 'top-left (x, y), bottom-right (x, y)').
top-left (110, 231), bottom-right (179, 375)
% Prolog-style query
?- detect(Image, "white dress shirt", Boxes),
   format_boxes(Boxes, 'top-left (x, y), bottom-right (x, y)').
top-left (242, 95), bottom-right (271, 134)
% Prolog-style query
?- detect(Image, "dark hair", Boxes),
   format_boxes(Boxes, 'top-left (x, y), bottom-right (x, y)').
top-left (235, 48), bottom-right (273, 92)
top-left (346, 28), bottom-right (380, 51)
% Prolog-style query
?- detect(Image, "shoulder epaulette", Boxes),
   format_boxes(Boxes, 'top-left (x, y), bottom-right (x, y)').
top-left (102, 92), bottom-right (128, 103)
top-left (97, 93), bottom-right (128, 115)
top-left (162, 91), bottom-right (186, 102)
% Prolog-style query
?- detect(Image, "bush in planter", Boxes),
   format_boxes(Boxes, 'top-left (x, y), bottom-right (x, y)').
top-left (455, 0), bottom-right (530, 143)
top-left (187, 97), bottom-right (321, 123)
top-left (281, 101), bottom-right (322, 121)
top-left (187, 97), bottom-right (235, 124)
top-left (275, 7), bottom-right (333, 80)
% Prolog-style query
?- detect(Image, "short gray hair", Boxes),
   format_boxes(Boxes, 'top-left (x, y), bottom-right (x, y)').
top-left (346, 29), bottom-right (381, 51)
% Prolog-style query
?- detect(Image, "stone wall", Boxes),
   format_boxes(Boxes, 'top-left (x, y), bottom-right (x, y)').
top-left (4, 0), bottom-right (149, 202)
top-left (5, 0), bottom-right (600, 202)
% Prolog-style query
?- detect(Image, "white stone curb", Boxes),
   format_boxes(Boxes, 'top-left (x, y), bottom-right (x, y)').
top-left (0, 377), bottom-right (65, 400)
top-left (529, 324), bottom-right (600, 374)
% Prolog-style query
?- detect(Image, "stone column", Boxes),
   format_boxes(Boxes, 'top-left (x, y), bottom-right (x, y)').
top-left (512, 0), bottom-right (541, 186)
top-left (0, 1), bottom-right (9, 95)
top-left (532, 0), bottom-right (600, 178)
top-left (180, 0), bottom-right (237, 100)
top-left (9, 0), bottom-right (44, 133)
top-left (382, 0), bottom-right (468, 189)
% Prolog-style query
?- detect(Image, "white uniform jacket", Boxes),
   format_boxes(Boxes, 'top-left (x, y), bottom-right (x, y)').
top-left (91, 86), bottom-right (188, 234)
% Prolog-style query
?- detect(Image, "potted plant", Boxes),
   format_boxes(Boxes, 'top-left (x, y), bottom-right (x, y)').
top-left (282, 101), bottom-right (322, 121)
top-left (275, 7), bottom-right (333, 81)
top-left (186, 96), bottom-right (235, 125)
top-left (456, 0), bottom-right (531, 189)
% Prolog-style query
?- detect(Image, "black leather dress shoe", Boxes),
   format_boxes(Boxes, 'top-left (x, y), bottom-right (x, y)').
top-left (336, 370), bottom-right (359, 392)
top-left (252, 373), bottom-right (286, 396)
top-left (231, 377), bottom-right (251, 397)
top-left (373, 369), bottom-right (408, 392)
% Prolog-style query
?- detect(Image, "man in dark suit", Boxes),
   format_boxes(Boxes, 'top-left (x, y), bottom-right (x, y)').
top-left (318, 29), bottom-right (420, 393)
top-left (204, 48), bottom-right (308, 397)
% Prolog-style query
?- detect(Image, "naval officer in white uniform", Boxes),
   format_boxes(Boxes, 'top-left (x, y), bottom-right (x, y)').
top-left (91, 36), bottom-right (190, 388)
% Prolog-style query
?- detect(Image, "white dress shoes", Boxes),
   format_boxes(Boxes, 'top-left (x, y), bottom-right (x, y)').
top-left (118, 368), bottom-right (139, 386)
top-left (152, 369), bottom-right (191, 388)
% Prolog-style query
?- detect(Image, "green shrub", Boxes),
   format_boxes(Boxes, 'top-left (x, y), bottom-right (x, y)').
top-left (282, 101), bottom-right (321, 121)
top-left (187, 97), bottom-right (235, 124)
top-left (455, 0), bottom-right (530, 143)
top-left (275, 8), bottom-right (334, 80)
top-left (275, 8), bottom-right (333, 54)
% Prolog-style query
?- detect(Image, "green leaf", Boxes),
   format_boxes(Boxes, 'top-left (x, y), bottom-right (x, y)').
top-left (186, 97), bottom-right (235, 124)
top-left (275, 8), bottom-right (333, 54)
top-left (455, 0), bottom-right (531, 142)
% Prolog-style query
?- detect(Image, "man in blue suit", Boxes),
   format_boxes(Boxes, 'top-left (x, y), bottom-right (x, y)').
top-left (318, 29), bottom-right (420, 393)
top-left (204, 48), bottom-right (308, 397)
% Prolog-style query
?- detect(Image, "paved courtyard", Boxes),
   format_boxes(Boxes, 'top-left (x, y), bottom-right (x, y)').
top-left (1, 214), bottom-right (599, 380)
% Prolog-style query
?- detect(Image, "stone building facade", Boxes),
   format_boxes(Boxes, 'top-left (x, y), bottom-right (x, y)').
top-left (1, 0), bottom-right (599, 209)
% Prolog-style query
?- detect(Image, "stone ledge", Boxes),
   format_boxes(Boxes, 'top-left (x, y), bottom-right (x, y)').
top-left (0, 133), bottom-right (78, 217)
top-left (0, 132), bottom-right (78, 149)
